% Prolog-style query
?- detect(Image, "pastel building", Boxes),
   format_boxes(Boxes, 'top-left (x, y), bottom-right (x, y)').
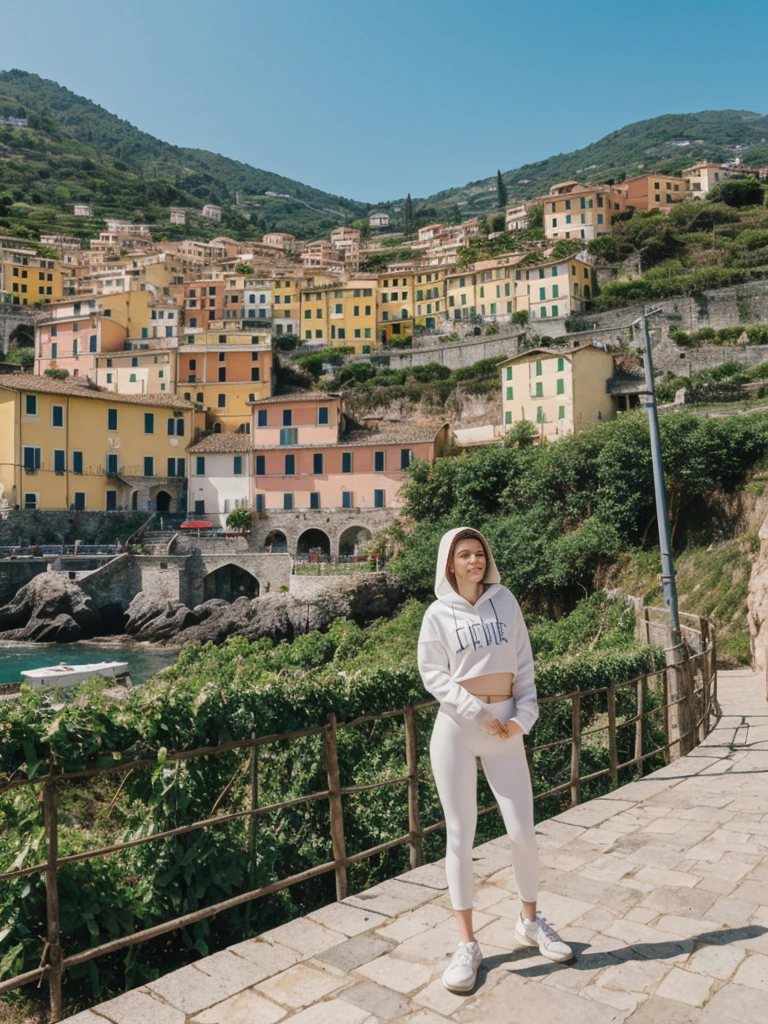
top-left (521, 253), bottom-right (596, 322)
top-left (499, 343), bottom-right (616, 442)
top-left (187, 433), bottom-right (254, 521)
top-left (618, 174), bottom-right (686, 211)
top-left (35, 301), bottom-right (127, 379)
top-left (1, 248), bottom-right (66, 306)
top-left (541, 182), bottom-right (627, 241)
top-left (681, 162), bottom-right (749, 198)
top-left (95, 349), bottom-right (176, 394)
top-left (377, 271), bottom-right (414, 343)
top-left (0, 374), bottom-right (202, 513)
top-left (413, 268), bottom-right (446, 331)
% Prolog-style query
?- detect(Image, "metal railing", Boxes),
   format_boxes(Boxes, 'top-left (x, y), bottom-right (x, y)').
top-left (0, 616), bottom-right (717, 1021)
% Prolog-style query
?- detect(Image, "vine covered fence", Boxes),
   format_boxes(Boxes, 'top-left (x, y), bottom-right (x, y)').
top-left (0, 608), bottom-right (717, 1022)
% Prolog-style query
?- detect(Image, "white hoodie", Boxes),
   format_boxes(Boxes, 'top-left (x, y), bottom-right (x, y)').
top-left (417, 527), bottom-right (539, 735)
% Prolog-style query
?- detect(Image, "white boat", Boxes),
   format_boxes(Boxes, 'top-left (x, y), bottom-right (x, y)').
top-left (20, 661), bottom-right (131, 691)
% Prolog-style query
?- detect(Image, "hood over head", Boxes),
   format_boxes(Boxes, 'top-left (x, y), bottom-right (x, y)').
top-left (434, 527), bottom-right (501, 600)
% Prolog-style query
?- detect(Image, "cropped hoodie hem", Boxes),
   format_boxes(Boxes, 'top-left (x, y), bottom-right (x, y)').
top-left (417, 527), bottom-right (539, 735)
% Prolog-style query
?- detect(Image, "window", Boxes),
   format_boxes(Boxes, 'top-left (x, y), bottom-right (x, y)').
top-left (106, 490), bottom-right (117, 511)
top-left (551, 306), bottom-right (558, 317)
top-left (143, 412), bottom-right (155, 434)
top-left (536, 407), bottom-right (545, 424)
top-left (129, 373), bottom-right (137, 383)
top-left (217, 394), bottom-right (226, 409)
top-left (255, 494), bottom-right (264, 513)
top-left (234, 456), bottom-right (243, 475)
top-left (282, 409), bottom-right (292, 427)
top-left (310, 491), bottom-right (320, 509)
top-left (21, 448), bottom-right (40, 471)
top-left (400, 448), bottom-right (413, 470)
top-left (374, 489), bottom-right (385, 508)
top-left (552, 285), bottom-right (559, 299)
top-left (506, 386), bottom-right (513, 400)
top-left (255, 455), bottom-right (265, 475)
top-left (342, 452), bottom-right (352, 473)
top-left (89, 335), bottom-right (97, 353)
top-left (143, 456), bottom-right (154, 476)
top-left (506, 367), bottom-right (513, 381)
top-left (24, 493), bottom-right (37, 510)
top-left (539, 287), bottom-right (546, 300)
top-left (51, 405), bottom-right (64, 428)
top-left (53, 450), bottom-right (65, 475)
top-left (535, 382), bottom-right (543, 398)
top-left (505, 410), bottom-right (512, 425)
top-left (279, 427), bottom-right (298, 445)
top-left (196, 456), bottom-right (205, 475)
top-left (313, 453), bottom-right (323, 474)
top-left (51, 342), bottom-right (58, 359)
top-left (257, 409), bottom-right (267, 427)
top-left (283, 493), bottom-right (293, 510)
top-left (557, 378), bottom-right (565, 395)
top-left (285, 454), bottom-right (295, 475)
top-left (73, 492), bottom-right (86, 511)
top-left (25, 394), bottom-right (38, 416)
top-left (374, 451), bottom-right (385, 472)
top-left (557, 357), bottom-right (565, 371)
top-left (107, 408), bottom-right (118, 431)
top-left (72, 451), bottom-right (83, 474)
top-left (558, 406), bottom-right (565, 420)
top-left (218, 367), bottom-right (226, 382)
top-left (535, 360), bottom-right (542, 376)
top-left (342, 491), bottom-right (352, 509)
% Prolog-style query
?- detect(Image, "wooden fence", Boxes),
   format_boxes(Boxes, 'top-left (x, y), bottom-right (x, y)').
top-left (0, 612), bottom-right (717, 1022)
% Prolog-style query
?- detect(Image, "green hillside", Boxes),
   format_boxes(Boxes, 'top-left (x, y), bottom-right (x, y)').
top-left (0, 69), bottom-right (369, 241)
top-left (382, 109), bottom-right (768, 222)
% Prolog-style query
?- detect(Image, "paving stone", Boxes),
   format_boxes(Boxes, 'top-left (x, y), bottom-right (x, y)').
top-left (92, 989), bottom-right (185, 1024)
top-left (343, 878), bottom-right (439, 917)
top-left (456, 969), bottom-right (618, 1023)
top-left (594, 956), bottom-right (671, 993)
top-left (533, 818), bottom-right (586, 847)
top-left (412, 976), bottom-right (475, 1017)
top-left (225, 938), bottom-right (302, 976)
top-left (699, 981), bottom-right (768, 1021)
top-left (581, 983), bottom-right (648, 1013)
top-left (729, 880), bottom-right (768, 906)
top-left (393, 912), bottom-right (495, 965)
top-left (622, 994), bottom-right (701, 1023)
top-left (639, 884), bottom-right (716, 918)
top-left (279, 999), bottom-right (371, 1024)
top-left (708, 895), bottom-right (759, 927)
top-left (686, 942), bottom-right (747, 980)
top-left (258, 917), bottom-right (346, 957)
top-left (255, 962), bottom-right (347, 1009)
top-left (147, 964), bottom-right (257, 1015)
top-left (353, 951), bottom-right (434, 993)
top-left (634, 866), bottom-right (701, 889)
top-left (191, 989), bottom-right (287, 1023)
top-left (395, 863), bottom-right (449, 890)
top-left (373, 903), bottom-right (451, 942)
top-left (339, 979), bottom-right (410, 1020)
top-left (59, 1014), bottom-right (112, 1024)
top-left (554, 798), bottom-right (635, 828)
top-left (396, 1012), bottom-right (453, 1023)
top-left (655, 966), bottom-right (716, 1007)
top-left (307, 901), bottom-right (389, 937)
top-left (732, 951), bottom-right (768, 991)
top-left (316, 933), bottom-right (395, 971)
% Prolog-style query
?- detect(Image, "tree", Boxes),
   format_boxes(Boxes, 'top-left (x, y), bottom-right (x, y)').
top-left (512, 310), bottom-right (529, 327)
top-left (404, 193), bottom-right (414, 234)
top-left (503, 420), bottom-right (537, 448)
top-left (707, 176), bottom-right (764, 209)
top-left (236, 262), bottom-right (254, 275)
top-left (491, 213), bottom-right (505, 233)
top-left (496, 170), bottom-right (508, 210)
top-left (226, 506), bottom-right (253, 531)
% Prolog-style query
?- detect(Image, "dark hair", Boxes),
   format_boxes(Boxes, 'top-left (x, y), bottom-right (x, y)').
top-left (446, 529), bottom-right (490, 593)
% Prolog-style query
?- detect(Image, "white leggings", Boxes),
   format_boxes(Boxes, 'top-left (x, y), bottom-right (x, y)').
top-left (430, 697), bottom-right (539, 910)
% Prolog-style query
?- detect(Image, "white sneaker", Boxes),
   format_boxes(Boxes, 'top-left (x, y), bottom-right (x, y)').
top-left (515, 912), bottom-right (573, 962)
top-left (442, 940), bottom-right (483, 992)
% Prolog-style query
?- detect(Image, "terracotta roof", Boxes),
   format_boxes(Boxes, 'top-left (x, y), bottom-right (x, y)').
top-left (250, 422), bottom-right (447, 451)
top-left (248, 391), bottom-right (341, 405)
top-left (498, 343), bottom-right (611, 365)
top-left (187, 433), bottom-right (255, 454)
top-left (0, 374), bottom-right (197, 409)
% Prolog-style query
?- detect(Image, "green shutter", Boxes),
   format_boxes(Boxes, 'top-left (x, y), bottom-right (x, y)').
top-left (505, 410), bottom-right (512, 424)
top-left (557, 357), bottom-right (564, 371)
top-left (506, 386), bottom-right (513, 400)
top-left (557, 378), bottom-right (565, 395)
top-left (558, 405), bottom-right (565, 419)
top-left (535, 360), bottom-right (542, 375)
top-left (535, 382), bottom-right (543, 398)
top-left (506, 367), bottom-right (512, 380)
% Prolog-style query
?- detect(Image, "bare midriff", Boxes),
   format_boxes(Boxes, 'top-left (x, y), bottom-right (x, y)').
top-left (458, 671), bottom-right (515, 703)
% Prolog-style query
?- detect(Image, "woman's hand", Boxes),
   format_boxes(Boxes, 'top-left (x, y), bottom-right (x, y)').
top-left (505, 720), bottom-right (524, 738)
top-left (482, 717), bottom-right (509, 738)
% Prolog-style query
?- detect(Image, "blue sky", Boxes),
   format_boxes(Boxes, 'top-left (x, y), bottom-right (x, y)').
top-left (1, 0), bottom-right (766, 203)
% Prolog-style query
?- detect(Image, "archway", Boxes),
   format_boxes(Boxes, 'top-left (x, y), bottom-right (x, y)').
top-left (339, 525), bottom-right (373, 557)
top-left (264, 529), bottom-right (288, 553)
top-left (131, 491), bottom-right (139, 510)
top-left (155, 491), bottom-right (171, 512)
top-left (203, 564), bottom-right (260, 602)
top-left (297, 528), bottom-right (330, 559)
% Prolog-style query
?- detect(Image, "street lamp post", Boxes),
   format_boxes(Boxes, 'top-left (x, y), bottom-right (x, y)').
top-left (636, 308), bottom-right (682, 648)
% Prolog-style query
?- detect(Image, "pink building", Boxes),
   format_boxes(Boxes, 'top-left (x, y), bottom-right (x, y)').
top-left (248, 391), bottom-right (449, 512)
top-left (36, 304), bottom-right (127, 378)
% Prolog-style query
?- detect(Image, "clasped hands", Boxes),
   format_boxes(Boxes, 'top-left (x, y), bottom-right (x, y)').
top-left (482, 717), bottom-right (523, 739)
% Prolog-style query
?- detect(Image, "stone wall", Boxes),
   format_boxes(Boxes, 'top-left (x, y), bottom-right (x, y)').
top-left (0, 510), bottom-right (147, 547)
top-left (78, 553), bottom-right (144, 611)
top-left (372, 332), bottom-right (521, 371)
top-left (344, 389), bottom-right (500, 431)
top-left (288, 572), bottom-right (381, 600)
top-left (0, 558), bottom-right (50, 605)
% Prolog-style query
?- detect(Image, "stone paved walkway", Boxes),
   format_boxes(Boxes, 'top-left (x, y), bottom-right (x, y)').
top-left (63, 668), bottom-right (768, 1023)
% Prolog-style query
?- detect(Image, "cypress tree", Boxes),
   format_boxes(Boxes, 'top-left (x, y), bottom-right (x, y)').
top-left (496, 170), bottom-right (508, 209)
top-left (404, 193), bottom-right (414, 234)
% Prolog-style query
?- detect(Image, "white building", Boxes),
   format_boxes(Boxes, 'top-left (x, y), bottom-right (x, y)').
top-left (186, 433), bottom-right (253, 525)
top-left (368, 211), bottom-right (391, 230)
top-left (73, 204), bottom-right (92, 217)
top-left (262, 232), bottom-right (298, 253)
top-left (681, 162), bottom-right (751, 199)
top-left (505, 204), bottom-right (530, 232)
top-left (170, 208), bottom-right (186, 226)
top-left (202, 204), bottom-right (222, 223)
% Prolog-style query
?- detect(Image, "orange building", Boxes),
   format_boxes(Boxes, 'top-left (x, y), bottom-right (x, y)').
top-left (618, 173), bottom-right (686, 211)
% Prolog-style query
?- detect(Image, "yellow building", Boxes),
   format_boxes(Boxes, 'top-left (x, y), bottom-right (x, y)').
top-left (541, 182), bottom-right (628, 241)
top-left (499, 343), bottom-right (616, 442)
top-left (618, 173), bottom-right (686, 211)
top-left (446, 254), bottom-right (525, 325)
top-left (1, 247), bottom-right (67, 306)
top-left (95, 348), bottom-right (177, 394)
top-left (272, 274), bottom-right (304, 337)
top-left (377, 270), bottom-right (414, 343)
top-left (521, 254), bottom-right (596, 323)
top-left (301, 279), bottom-right (376, 353)
top-left (413, 268), bottom-right (446, 331)
top-left (177, 330), bottom-right (273, 433)
top-left (0, 374), bottom-right (203, 512)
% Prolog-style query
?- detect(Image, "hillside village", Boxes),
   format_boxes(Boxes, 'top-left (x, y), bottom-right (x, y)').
top-left (3, 151), bottom-right (768, 552)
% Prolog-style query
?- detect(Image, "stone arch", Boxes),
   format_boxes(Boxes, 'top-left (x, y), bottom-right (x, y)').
top-left (155, 490), bottom-right (172, 512)
top-left (130, 490), bottom-right (139, 510)
top-left (264, 529), bottom-right (288, 553)
top-left (203, 563), bottom-right (260, 602)
top-left (297, 528), bottom-right (331, 559)
top-left (339, 525), bottom-right (373, 557)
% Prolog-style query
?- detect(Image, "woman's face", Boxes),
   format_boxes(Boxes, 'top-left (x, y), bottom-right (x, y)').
top-left (449, 538), bottom-right (487, 587)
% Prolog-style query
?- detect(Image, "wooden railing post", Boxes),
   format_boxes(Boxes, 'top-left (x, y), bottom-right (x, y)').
top-left (570, 691), bottom-right (581, 807)
top-left (635, 675), bottom-right (645, 770)
top-left (607, 683), bottom-right (618, 788)
top-left (404, 708), bottom-right (423, 869)
top-left (245, 730), bottom-right (259, 931)
top-left (324, 713), bottom-right (347, 901)
top-left (43, 777), bottom-right (63, 1023)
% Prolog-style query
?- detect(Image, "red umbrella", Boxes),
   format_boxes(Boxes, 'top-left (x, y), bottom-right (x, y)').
top-left (180, 521), bottom-right (214, 529)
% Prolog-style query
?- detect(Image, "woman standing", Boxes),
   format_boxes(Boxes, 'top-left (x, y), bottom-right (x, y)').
top-left (418, 527), bottom-right (572, 993)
